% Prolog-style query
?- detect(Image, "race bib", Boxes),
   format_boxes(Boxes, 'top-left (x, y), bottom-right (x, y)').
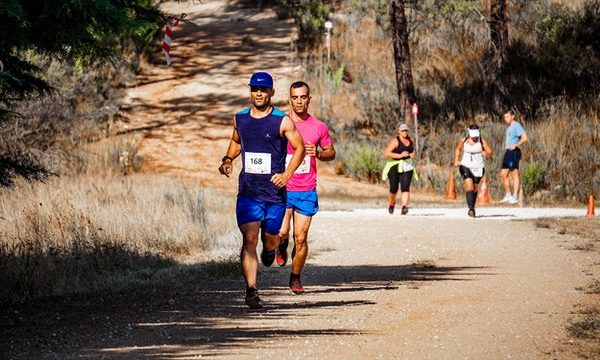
top-left (245, 152), bottom-right (271, 174)
top-left (286, 154), bottom-right (311, 174)
top-left (401, 160), bottom-right (413, 172)
top-left (471, 167), bottom-right (484, 177)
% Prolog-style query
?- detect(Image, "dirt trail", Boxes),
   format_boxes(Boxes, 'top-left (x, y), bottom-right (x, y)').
top-left (117, 0), bottom-right (379, 198)
top-left (117, 0), bottom-right (299, 189)
top-left (2, 1), bottom-right (598, 359)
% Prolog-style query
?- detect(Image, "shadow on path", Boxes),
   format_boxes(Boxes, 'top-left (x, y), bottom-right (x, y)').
top-left (1, 262), bottom-right (492, 359)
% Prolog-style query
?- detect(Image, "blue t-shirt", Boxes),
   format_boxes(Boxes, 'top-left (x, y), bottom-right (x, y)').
top-left (505, 121), bottom-right (525, 149)
top-left (236, 107), bottom-right (288, 204)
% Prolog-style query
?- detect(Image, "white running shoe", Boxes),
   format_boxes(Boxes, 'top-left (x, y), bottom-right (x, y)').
top-left (499, 193), bottom-right (513, 203)
top-left (507, 195), bottom-right (519, 204)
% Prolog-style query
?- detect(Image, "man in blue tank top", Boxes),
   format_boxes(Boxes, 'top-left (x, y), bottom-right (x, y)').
top-left (219, 72), bottom-right (305, 309)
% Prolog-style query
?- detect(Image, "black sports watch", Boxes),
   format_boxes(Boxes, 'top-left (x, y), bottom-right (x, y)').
top-left (222, 155), bottom-right (233, 163)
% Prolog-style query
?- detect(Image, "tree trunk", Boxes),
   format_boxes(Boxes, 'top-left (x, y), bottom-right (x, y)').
top-left (390, 0), bottom-right (416, 123)
top-left (489, 0), bottom-right (509, 114)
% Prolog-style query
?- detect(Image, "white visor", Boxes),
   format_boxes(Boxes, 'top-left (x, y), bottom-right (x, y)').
top-left (468, 129), bottom-right (480, 138)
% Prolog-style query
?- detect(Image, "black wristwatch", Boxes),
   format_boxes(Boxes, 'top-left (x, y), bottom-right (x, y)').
top-left (222, 155), bottom-right (233, 163)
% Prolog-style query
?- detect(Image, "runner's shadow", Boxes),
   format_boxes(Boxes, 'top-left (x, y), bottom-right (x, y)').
top-left (308, 285), bottom-right (398, 294)
top-left (290, 264), bottom-right (495, 288)
top-left (404, 213), bottom-right (445, 216)
top-left (267, 299), bottom-right (376, 310)
top-left (476, 214), bottom-right (516, 218)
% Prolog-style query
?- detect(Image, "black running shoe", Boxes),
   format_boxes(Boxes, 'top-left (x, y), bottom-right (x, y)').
top-left (388, 204), bottom-right (395, 214)
top-left (468, 208), bottom-right (476, 218)
top-left (245, 287), bottom-right (262, 309)
top-left (401, 206), bottom-right (409, 215)
top-left (260, 248), bottom-right (276, 267)
top-left (275, 238), bottom-right (289, 266)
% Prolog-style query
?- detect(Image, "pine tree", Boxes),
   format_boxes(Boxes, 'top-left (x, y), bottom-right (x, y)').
top-left (0, 0), bottom-right (162, 121)
top-left (0, 0), bottom-right (163, 186)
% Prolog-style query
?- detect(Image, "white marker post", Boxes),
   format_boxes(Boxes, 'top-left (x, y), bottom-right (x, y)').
top-left (411, 103), bottom-right (419, 156)
top-left (324, 20), bottom-right (333, 64)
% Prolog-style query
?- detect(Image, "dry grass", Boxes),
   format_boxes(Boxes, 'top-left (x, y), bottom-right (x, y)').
top-left (0, 173), bottom-right (237, 304)
top-left (533, 217), bottom-right (600, 245)
top-left (567, 306), bottom-right (600, 340)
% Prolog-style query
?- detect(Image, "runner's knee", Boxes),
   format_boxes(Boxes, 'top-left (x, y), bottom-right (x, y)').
top-left (242, 233), bottom-right (259, 249)
top-left (294, 233), bottom-right (308, 246)
top-left (279, 229), bottom-right (290, 238)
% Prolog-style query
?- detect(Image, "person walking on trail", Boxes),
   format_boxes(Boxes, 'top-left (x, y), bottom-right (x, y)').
top-left (382, 123), bottom-right (418, 215)
top-left (453, 124), bottom-right (493, 218)
top-left (276, 81), bottom-right (335, 295)
top-left (218, 71), bottom-right (305, 309)
top-left (499, 110), bottom-right (528, 204)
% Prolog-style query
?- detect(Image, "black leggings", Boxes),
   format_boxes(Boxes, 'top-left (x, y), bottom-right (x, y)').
top-left (388, 165), bottom-right (413, 193)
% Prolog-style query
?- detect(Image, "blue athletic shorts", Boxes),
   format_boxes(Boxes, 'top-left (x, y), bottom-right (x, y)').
top-left (236, 196), bottom-right (286, 235)
top-left (286, 190), bottom-right (319, 217)
top-left (502, 148), bottom-right (521, 170)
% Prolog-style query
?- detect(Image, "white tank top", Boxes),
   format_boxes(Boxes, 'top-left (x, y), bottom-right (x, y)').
top-left (460, 138), bottom-right (484, 168)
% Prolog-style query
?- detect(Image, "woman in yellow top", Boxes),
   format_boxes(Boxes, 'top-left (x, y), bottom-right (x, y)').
top-left (382, 123), bottom-right (416, 214)
top-left (453, 124), bottom-right (493, 218)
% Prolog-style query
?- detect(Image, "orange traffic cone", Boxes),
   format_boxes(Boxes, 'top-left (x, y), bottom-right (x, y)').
top-left (476, 176), bottom-right (490, 205)
top-left (587, 194), bottom-right (595, 217)
top-left (445, 173), bottom-right (457, 200)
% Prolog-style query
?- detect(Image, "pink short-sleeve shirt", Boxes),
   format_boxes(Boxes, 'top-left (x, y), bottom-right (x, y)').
top-left (286, 114), bottom-right (333, 191)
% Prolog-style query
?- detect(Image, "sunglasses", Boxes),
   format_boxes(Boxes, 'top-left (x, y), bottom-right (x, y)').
top-left (250, 86), bottom-right (271, 93)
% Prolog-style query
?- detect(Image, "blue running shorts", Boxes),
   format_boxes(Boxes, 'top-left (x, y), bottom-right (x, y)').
top-left (286, 190), bottom-right (319, 217)
top-left (236, 196), bottom-right (286, 235)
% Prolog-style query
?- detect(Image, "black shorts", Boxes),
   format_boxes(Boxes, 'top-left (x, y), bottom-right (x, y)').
top-left (459, 165), bottom-right (484, 184)
top-left (502, 148), bottom-right (521, 170)
top-left (388, 165), bottom-right (413, 193)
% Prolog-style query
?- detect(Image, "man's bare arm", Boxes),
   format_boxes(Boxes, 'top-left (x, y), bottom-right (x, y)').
top-left (271, 116), bottom-right (305, 188)
top-left (219, 116), bottom-right (242, 177)
top-left (315, 143), bottom-right (335, 161)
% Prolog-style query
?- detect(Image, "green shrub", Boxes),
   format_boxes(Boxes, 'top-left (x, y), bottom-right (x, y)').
top-left (344, 143), bottom-right (384, 183)
top-left (522, 162), bottom-right (546, 194)
top-left (330, 63), bottom-right (345, 90)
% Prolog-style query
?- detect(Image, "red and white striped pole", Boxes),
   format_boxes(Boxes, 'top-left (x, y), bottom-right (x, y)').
top-left (162, 13), bottom-right (187, 66)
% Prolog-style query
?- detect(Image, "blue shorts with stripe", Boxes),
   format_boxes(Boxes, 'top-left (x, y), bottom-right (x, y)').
top-left (236, 196), bottom-right (286, 235)
top-left (286, 190), bottom-right (319, 217)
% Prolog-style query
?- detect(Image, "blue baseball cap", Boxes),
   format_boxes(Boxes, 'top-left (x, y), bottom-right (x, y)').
top-left (248, 72), bottom-right (274, 88)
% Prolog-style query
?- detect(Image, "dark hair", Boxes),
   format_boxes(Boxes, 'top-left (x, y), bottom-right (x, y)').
top-left (503, 110), bottom-right (515, 116)
top-left (290, 81), bottom-right (310, 95)
top-left (468, 124), bottom-right (479, 130)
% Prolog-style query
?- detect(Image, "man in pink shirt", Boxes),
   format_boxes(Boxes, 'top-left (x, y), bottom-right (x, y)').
top-left (277, 81), bottom-right (336, 294)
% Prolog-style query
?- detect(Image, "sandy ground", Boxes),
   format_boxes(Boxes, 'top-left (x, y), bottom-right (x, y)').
top-left (2, 1), bottom-right (598, 359)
